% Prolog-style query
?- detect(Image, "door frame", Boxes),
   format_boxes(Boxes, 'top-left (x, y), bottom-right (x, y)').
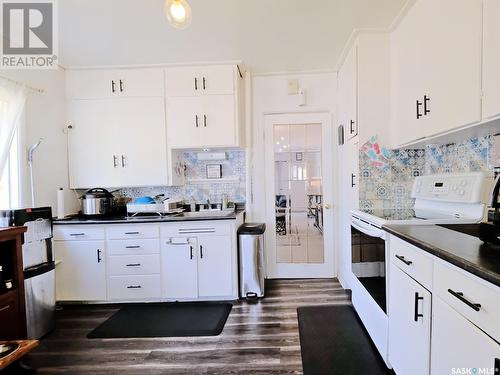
top-left (264, 112), bottom-right (336, 279)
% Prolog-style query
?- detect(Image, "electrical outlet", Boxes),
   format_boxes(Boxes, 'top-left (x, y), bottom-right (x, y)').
top-left (287, 79), bottom-right (299, 95)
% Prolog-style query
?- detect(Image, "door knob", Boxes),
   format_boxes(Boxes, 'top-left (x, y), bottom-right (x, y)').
top-left (324, 204), bottom-right (331, 210)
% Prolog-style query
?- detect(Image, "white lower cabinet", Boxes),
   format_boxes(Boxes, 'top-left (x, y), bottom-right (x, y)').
top-left (54, 221), bottom-right (238, 303)
top-left (108, 275), bottom-right (161, 300)
top-left (161, 238), bottom-right (199, 299)
top-left (388, 264), bottom-right (432, 375)
top-left (386, 235), bottom-right (500, 375)
top-left (54, 240), bottom-right (107, 301)
top-left (197, 235), bottom-right (233, 298)
top-left (160, 234), bottom-right (234, 300)
top-left (431, 297), bottom-right (500, 375)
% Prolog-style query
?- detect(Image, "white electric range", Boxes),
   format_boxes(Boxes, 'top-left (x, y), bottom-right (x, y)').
top-left (349, 172), bottom-right (487, 367)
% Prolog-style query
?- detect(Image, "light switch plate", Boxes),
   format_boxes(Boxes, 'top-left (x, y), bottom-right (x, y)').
top-left (287, 79), bottom-right (299, 95)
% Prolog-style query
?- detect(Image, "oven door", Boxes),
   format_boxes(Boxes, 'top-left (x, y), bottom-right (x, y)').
top-left (351, 216), bottom-right (386, 313)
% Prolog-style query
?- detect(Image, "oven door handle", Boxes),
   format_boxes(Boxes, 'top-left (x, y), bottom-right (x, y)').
top-left (351, 219), bottom-right (385, 239)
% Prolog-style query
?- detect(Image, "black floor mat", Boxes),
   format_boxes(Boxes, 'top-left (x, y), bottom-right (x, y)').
top-left (297, 305), bottom-right (393, 375)
top-left (87, 302), bottom-right (232, 338)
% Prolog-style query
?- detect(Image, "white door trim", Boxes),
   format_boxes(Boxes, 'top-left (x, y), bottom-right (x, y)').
top-left (264, 112), bottom-right (336, 279)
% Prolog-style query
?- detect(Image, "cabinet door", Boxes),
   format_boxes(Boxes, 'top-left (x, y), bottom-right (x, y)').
top-left (112, 97), bottom-right (168, 186)
top-left (161, 239), bottom-right (198, 299)
top-left (431, 297), bottom-right (500, 375)
top-left (166, 65), bottom-right (235, 97)
top-left (111, 68), bottom-right (165, 98)
top-left (0, 292), bottom-right (21, 339)
top-left (54, 241), bottom-right (106, 301)
top-left (197, 235), bottom-right (233, 298)
top-left (67, 99), bottom-right (120, 188)
top-left (482, 0), bottom-right (500, 120)
top-left (338, 45), bottom-right (358, 140)
top-left (200, 65), bottom-right (235, 95)
top-left (66, 70), bottom-right (115, 100)
top-left (390, 0), bottom-right (425, 147)
top-left (388, 265), bottom-right (431, 375)
top-left (166, 96), bottom-right (202, 148)
top-left (420, 0), bottom-right (482, 135)
top-left (199, 95), bottom-right (237, 147)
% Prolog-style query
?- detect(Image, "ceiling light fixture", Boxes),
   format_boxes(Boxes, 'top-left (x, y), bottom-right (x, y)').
top-left (165, 0), bottom-right (192, 29)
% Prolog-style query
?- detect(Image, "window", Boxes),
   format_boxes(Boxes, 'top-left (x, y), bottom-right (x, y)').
top-left (0, 99), bottom-right (21, 209)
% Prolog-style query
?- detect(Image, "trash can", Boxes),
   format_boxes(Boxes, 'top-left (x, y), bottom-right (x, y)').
top-left (238, 223), bottom-right (266, 300)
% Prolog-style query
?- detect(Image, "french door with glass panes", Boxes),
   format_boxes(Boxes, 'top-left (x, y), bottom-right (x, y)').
top-left (265, 113), bottom-right (335, 278)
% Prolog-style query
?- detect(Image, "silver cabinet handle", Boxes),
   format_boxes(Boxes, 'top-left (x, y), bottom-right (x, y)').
top-left (125, 245), bottom-right (141, 249)
top-left (395, 254), bottom-right (412, 266)
top-left (194, 77), bottom-right (198, 90)
top-left (126, 263), bottom-right (141, 267)
top-left (113, 155), bottom-right (118, 168)
top-left (119, 79), bottom-right (124, 92)
top-left (111, 80), bottom-right (116, 93)
top-left (124, 232), bottom-right (140, 235)
top-left (127, 285), bottom-right (141, 289)
top-left (203, 114), bottom-right (207, 127)
top-left (69, 233), bottom-right (85, 236)
top-left (121, 155), bottom-right (126, 167)
top-left (0, 305), bottom-right (10, 313)
top-left (203, 77), bottom-right (206, 90)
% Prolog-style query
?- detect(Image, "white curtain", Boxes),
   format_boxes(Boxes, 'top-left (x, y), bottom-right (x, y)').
top-left (0, 78), bottom-right (27, 177)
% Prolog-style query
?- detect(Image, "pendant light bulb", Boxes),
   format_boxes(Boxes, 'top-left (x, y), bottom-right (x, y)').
top-left (165, 0), bottom-right (192, 29)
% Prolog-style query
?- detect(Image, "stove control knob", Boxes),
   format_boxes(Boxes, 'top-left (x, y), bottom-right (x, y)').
top-left (452, 184), bottom-right (458, 191)
top-left (460, 180), bottom-right (468, 187)
top-left (458, 189), bottom-right (465, 196)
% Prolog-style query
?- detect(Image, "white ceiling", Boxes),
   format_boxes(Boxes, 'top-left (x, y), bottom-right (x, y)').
top-left (59, 0), bottom-right (406, 73)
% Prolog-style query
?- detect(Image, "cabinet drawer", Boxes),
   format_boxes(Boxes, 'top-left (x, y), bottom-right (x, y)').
top-left (54, 226), bottom-right (105, 241)
top-left (108, 275), bottom-right (161, 300)
top-left (161, 222), bottom-right (231, 238)
top-left (433, 260), bottom-right (500, 342)
top-left (107, 239), bottom-right (160, 255)
top-left (108, 254), bottom-right (160, 276)
top-left (106, 225), bottom-right (159, 240)
top-left (389, 236), bottom-right (433, 289)
top-left (0, 292), bottom-right (21, 339)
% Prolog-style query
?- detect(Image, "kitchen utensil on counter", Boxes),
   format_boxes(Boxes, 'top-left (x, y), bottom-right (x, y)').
top-left (133, 196), bottom-right (156, 204)
top-left (80, 188), bottom-right (115, 216)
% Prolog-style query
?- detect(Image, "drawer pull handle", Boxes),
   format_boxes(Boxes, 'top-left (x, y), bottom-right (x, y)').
top-left (395, 254), bottom-right (412, 266)
top-left (414, 292), bottom-right (424, 322)
top-left (124, 232), bottom-right (140, 235)
top-left (447, 289), bottom-right (481, 312)
top-left (127, 285), bottom-right (141, 289)
top-left (0, 305), bottom-right (10, 312)
top-left (126, 263), bottom-right (141, 267)
top-left (125, 245), bottom-right (141, 249)
top-left (70, 233), bottom-right (85, 236)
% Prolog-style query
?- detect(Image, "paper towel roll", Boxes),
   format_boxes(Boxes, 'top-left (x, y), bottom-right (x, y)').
top-left (57, 188), bottom-right (65, 219)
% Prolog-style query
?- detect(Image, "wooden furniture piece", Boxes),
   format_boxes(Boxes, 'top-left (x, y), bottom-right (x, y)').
top-left (0, 227), bottom-right (27, 340)
top-left (0, 340), bottom-right (38, 371)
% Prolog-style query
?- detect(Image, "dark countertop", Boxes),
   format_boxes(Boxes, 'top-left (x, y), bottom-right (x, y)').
top-left (383, 224), bottom-right (500, 287)
top-left (53, 210), bottom-right (244, 225)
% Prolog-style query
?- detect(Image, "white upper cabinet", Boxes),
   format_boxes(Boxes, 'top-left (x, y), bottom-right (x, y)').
top-left (165, 64), bottom-right (244, 149)
top-left (66, 68), bottom-right (165, 99)
top-left (68, 96), bottom-right (168, 189)
top-left (390, 0), bottom-right (482, 147)
top-left (337, 33), bottom-right (390, 147)
top-left (338, 45), bottom-right (358, 141)
top-left (165, 65), bottom-right (235, 96)
top-left (482, 0), bottom-right (500, 121)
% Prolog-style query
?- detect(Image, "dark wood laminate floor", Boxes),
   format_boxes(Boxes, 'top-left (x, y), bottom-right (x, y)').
top-left (25, 279), bottom-right (351, 374)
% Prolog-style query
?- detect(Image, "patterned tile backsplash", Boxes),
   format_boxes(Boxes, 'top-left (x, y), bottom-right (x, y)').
top-left (359, 135), bottom-right (493, 213)
top-left (118, 151), bottom-right (246, 204)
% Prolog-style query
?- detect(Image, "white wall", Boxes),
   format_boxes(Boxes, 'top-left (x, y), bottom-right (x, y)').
top-left (0, 69), bottom-right (79, 214)
top-left (248, 72), bottom-right (339, 274)
top-left (249, 72), bottom-right (338, 221)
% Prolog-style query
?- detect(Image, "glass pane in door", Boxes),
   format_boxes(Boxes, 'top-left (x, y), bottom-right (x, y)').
top-left (274, 123), bottom-right (324, 264)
